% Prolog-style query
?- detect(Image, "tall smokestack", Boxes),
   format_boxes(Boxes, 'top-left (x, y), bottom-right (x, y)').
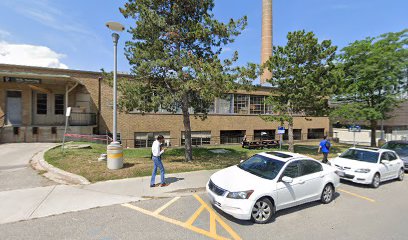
top-left (261, 0), bottom-right (273, 84)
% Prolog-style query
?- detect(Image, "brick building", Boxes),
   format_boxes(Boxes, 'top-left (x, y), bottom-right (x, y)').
top-left (0, 64), bottom-right (330, 147)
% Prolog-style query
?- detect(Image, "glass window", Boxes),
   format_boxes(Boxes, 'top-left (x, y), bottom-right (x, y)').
top-left (388, 152), bottom-right (398, 161)
top-left (181, 131), bottom-right (211, 146)
top-left (54, 94), bottom-right (64, 115)
top-left (340, 149), bottom-right (379, 163)
top-left (281, 161), bottom-right (300, 179)
top-left (215, 95), bottom-right (233, 114)
top-left (36, 93), bottom-right (47, 115)
top-left (283, 129), bottom-right (302, 140)
top-left (254, 130), bottom-right (275, 140)
top-left (250, 96), bottom-right (265, 114)
top-left (300, 160), bottom-right (323, 176)
top-left (134, 132), bottom-right (170, 148)
top-left (234, 94), bottom-right (249, 114)
top-left (220, 130), bottom-right (246, 144)
top-left (238, 154), bottom-right (285, 180)
top-left (307, 128), bottom-right (325, 139)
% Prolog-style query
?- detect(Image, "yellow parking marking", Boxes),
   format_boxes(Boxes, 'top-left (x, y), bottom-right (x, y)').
top-left (338, 188), bottom-right (376, 203)
top-left (153, 197), bottom-right (181, 215)
top-left (122, 194), bottom-right (242, 240)
top-left (185, 205), bottom-right (205, 226)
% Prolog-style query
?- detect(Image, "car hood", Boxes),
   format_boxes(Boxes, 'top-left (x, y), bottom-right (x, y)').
top-left (330, 157), bottom-right (376, 170)
top-left (210, 165), bottom-right (272, 192)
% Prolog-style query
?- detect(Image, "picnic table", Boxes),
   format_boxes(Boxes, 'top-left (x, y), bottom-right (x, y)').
top-left (242, 139), bottom-right (280, 149)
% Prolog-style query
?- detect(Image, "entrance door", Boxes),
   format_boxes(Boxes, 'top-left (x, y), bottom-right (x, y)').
top-left (6, 91), bottom-right (22, 125)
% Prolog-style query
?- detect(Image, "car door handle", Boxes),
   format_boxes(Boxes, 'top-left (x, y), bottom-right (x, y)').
top-left (298, 180), bottom-right (305, 184)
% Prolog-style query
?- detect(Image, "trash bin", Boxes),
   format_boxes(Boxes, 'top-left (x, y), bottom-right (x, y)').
top-left (107, 142), bottom-right (123, 170)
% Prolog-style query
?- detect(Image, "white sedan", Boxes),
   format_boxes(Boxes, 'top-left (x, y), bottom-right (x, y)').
top-left (329, 147), bottom-right (405, 188)
top-left (206, 151), bottom-right (340, 224)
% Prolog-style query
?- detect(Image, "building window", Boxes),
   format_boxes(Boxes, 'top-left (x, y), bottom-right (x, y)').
top-left (234, 95), bottom-right (249, 114)
top-left (181, 131), bottom-right (211, 146)
top-left (254, 130), bottom-right (275, 140)
top-left (215, 95), bottom-right (233, 114)
top-left (54, 94), bottom-right (64, 115)
top-left (134, 132), bottom-right (170, 148)
top-left (250, 96), bottom-right (265, 114)
top-left (36, 93), bottom-right (47, 115)
top-left (283, 129), bottom-right (302, 140)
top-left (307, 128), bottom-right (325, 139)
top-left (220, 130), bottom-right (246, 144)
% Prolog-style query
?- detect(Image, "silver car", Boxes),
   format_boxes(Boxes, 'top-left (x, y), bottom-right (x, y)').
top-left (382, 141), bottom-right (408, 171)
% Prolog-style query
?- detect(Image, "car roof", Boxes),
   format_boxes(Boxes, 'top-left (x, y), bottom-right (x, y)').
top-left (383, 140), bottom-right (408, 144)
top-left (258, 151), bottom-right (311, 162)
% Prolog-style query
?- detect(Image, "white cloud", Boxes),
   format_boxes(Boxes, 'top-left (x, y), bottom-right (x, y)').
top-left (0, 41), bottom-right (68, 69)
top-left (0, 29), bottom-right (11, 38)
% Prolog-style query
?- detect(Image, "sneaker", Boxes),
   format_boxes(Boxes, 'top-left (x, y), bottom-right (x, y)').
top-left (160, 183), bottom-right (170, 187)
top-left (150, 184), bottom-right (159, 188)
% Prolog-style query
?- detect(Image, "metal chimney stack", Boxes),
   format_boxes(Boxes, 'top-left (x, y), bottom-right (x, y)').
top-left (261, 0), bottom-right (273, 84)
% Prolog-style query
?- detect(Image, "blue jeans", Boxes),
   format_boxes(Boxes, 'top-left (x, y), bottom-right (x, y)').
top-left (151, 156), bottom-right (165, 185)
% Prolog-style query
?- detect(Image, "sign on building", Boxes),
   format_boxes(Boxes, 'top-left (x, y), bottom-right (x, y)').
top-left (3, 77), bottom-right (41, 84)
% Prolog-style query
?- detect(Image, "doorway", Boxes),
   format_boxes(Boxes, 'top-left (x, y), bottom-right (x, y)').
top-left (6, 91), bottom-right (22, 125)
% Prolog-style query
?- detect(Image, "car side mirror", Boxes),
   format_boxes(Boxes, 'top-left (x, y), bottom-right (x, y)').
top-left (381, 160), bottom-right (390, 164)
top-left (240, 160), bottom-right (244, 163)
top-left (282, 176), bottom-right (293, 183)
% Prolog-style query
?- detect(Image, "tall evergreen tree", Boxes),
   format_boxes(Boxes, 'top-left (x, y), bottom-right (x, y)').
top-left (263, 30), bottom-right (341, 152)
top-left (119, 0), bottom-right (257, 161)
top-left (331, 30), bottom-right (408, 146)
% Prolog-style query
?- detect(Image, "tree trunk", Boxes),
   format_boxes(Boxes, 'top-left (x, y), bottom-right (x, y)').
top-left (288, 122), bottom-right (294, 152)
top-left (181, 95), bottom-right (193, 162)
top-left (370, 120), bottom-right (377, 147)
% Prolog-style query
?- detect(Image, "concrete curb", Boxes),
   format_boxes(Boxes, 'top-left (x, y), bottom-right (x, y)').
top-left (31, 144), bottom-right (91, 185)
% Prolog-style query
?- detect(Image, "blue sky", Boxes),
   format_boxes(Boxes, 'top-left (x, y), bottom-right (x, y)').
top-left (0, 0), bottom-right (406, 73)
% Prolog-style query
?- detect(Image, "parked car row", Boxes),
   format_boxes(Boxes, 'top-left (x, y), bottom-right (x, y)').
top-left (206, 142), bottom-right (407, 224)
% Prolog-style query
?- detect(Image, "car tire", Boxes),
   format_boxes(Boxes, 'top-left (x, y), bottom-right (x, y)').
top-left (321, 184), bottom-right (334, 204)
top-left (251, 197), bottom-right (274, 224)
top-left (371, 173), bottom-right (381, 188)
top-left (398, 168), bottom-right (404, 181)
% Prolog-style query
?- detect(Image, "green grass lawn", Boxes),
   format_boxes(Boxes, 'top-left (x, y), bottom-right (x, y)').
top-left (44, 142), bottom-right (350, 183)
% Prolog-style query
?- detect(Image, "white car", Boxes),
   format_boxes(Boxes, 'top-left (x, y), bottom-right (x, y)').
top-left (329, 147), bottom-right (405, 188)
top-left (206, 151), bottom-right (340, 224)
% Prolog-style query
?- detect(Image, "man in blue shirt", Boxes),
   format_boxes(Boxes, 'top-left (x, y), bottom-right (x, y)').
top-left (318, 136), bottom-right (331, 163)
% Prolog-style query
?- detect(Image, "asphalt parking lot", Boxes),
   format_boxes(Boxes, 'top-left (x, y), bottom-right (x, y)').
top-left (1, 174), bottom-right (407, 240)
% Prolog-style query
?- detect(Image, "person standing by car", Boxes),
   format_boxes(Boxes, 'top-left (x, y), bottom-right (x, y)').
top-left (150, 135), bottom-right (169, 187)
top-left (318, 136), bottom-right (331, 163)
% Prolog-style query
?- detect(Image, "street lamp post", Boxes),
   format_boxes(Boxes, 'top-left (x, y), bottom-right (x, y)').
top-left (106, 21), bottom-right (125, 170)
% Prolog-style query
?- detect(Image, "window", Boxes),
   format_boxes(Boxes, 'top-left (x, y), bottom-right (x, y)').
top-left (215, 95), bottom-right (233, 114)
top-left (307, 128), bottom-right (325, 139)
top-left (234, 95), bottom-right (249, 114)
top-left (238, 155), bottom-right (285, 180)
top-left (283, 129), bottom-right (302, 140)
top-left (250, 96), bottom-right (265, 114)
top-left (388, 152), bottom-right (398, 161)
top-left (254, 130), bottom-right (275, 140)
top-left (36, 93), bottom-right (47, 115)
top-left (134, 132), bottom-right (170, 148)
top-left (300, 160), bottom-right (323, 176)
top-left (220, 130), bottom-right (246, 144)
top-left (281, 161), bottom-right (300, 179)
top-left (54, 94), bottom-right (64, 115)
top-left (340, 149), bottom-right (379, 163)
top-left (181, 131), bottom-right (211, 146)
top-left (32, 127), bottom-right (39, 135)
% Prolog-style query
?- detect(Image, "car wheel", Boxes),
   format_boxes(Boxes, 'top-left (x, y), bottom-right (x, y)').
top-left (251, 198), bottom-right (274, 224)
top-left (398, 168), bottom-right (404, 181)
top-left (321, 184), bottom-right (334, 204)
top-left (371, 173), bottom-right (381, 188)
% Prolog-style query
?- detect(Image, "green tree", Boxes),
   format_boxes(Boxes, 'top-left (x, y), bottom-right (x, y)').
top-left (119, 0), bottom-right (257, 161)
top-left (331, 30), bottom-right (408, 147)
top-left (263, 30), bottom-right (341, 152)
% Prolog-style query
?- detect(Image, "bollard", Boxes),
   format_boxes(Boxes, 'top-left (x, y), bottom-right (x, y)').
top-left (107, 142), bottom-right (123, 170)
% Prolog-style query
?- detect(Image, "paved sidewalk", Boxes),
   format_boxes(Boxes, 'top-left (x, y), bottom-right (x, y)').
top-left (0, 169), bottom-right (216, 224)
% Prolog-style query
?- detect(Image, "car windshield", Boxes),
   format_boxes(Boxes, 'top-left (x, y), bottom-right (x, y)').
top-left (382, 142), bottom-right (408, 156)
top-left (340, 149), bottom-right (379, 163)
top-left (238, 154), bottom-right (285, 180)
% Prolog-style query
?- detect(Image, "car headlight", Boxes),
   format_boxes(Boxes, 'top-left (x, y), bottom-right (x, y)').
top-left (226, 190), bottom-right (254, 199)
top-left (355, 168), bottom-right (371, 173)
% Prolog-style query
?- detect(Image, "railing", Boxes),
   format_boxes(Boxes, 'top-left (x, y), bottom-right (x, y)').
top-left (69, 112), bottom-right (97, 126)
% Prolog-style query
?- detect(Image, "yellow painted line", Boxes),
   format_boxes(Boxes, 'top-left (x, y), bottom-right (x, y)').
top-left (185, 205), bottom-right (205, 226)
top-left (210, 208), bottom-right (217, 235)
top-left (153, 197), bottom-right (181, 215)
top-left (193, 194), bottom-right (242, 240)
top-left (108, 153), bottom-right (123, 158)
top-left (338, 188), bottom-right (376, 203)
top-left (122, 203), bottom-right (229, 240)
